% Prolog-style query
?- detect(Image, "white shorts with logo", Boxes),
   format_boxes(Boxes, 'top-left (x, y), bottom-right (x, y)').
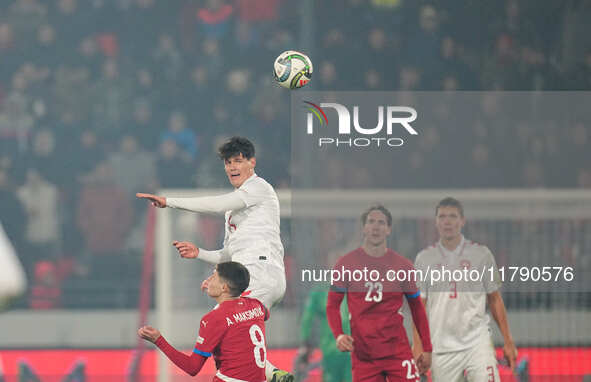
top-left (241, 260), bottom-right (286, 310)
top-left (431, 336), bottom-right (500, 382)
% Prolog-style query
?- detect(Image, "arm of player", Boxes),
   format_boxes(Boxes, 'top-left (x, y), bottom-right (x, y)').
top-left (407, 294), bottom-right (432, 374)
top-left (172, 241), bottom-right (231, 264)
top-left (136, 192), bottom-right (246, 214)
top-left (411, 300), bottom-right (424, 359)
top-left (487, 291), bottom-right (517, 372)
top-left (166, 192), bottom-right (246, 214)
top-left (138, 326), bottom-right (207, 376)
top-left (326, 288), bottom-right (353, 352)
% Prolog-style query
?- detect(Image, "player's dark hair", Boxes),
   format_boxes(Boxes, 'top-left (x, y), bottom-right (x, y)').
top-left (360, 204), bottom-right (392, 227)
top-left (216, 261), bottom-right (250, 297)
top-left (218, 136), bottom-right (255, 161)
top-left (436, 197), bottom-right (464, 217)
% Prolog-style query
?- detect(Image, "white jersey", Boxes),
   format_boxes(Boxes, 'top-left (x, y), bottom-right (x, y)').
top-left (414, 236), bottom-right (501, 353)
top-left (223, 174), bottom-right (284, 271)
top-left (0, 221), bottom-right (27, 300)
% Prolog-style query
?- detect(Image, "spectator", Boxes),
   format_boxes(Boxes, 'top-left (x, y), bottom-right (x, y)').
top-left (482, 33), bottom-right (522, 89)
top-left (570, 50), bottom-right (591, 89)
top-left (108, 134), bottom-right (156, 195)
top-left (8, 0), bottom-right (47, 40)
top-left (235, 0), bottom-right (278, 23)
top-left (155, 139), bottom-right (195, 189)
top-left (398, 65), bottom-right (422, 90)
top-left (318, 60), bottom-right (339, 90)
top-left (0, 75), bottom-right (35, 154)
top-left (431, 36), bottom-right (478, 89)
top-left (406, 5), bottom-right (443, 70)
top-left (17, 169), bottom-right (60, 265)
top-left (196, 0), bottom-right (234, 41)
top-left (68, 130), bottom-right (104, 183)
top-left (52, 65), bottom-right (92, 125)
top-left (90, 59), bottom-right (133, 141)
top-left (152, 33), bottom-right (183, 85)
top-left (29, 260), bottom-right (61, 309)
top-left (129, 97), bottom-right (159, 149)
top-left (160, 110), bottom-right (198, 160)
top-left (28, 129), bottom-right (61, 185)
top-left (33, 24), bottom-right (59, 69)
top-left (76, 161), bottom-right (133, 262)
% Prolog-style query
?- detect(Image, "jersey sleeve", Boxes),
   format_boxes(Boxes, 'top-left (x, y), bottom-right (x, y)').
top-left (193, 311), bottom-right (226, 357)
top-left (483, 246), bottom-right (502, 293)
top-left (414, 251), bottom-right (429, 299)
top-left (326, 256), bottom-right (347, 339)
top-left (235, 179), bottom-right (270, 207)
top-left (401, 257), bottom-right (420, 298)
top-left (326, 289), bottom-right (346, 339)
top-left (330, 256), bottom-right (348, 292)
top-left (167, 192), bottom-right (246, 214)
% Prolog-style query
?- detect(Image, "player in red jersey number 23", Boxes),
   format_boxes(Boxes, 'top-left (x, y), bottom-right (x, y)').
top-left (326, 205), bottom-right (433, 382)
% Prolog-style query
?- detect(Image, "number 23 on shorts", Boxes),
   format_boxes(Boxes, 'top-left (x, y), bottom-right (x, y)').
top-left (402, 359), bottom-right (420, 380)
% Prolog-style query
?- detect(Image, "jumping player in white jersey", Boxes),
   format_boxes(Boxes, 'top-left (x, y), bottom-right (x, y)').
top-left (136, 136), bottom-right (292, 382)
top-left (0, 220), bottom-right (27, 311)
top-left (412, 197), bottom-right (517, 382)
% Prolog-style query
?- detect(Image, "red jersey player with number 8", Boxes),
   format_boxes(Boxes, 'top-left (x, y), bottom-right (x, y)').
top-left (326, 205), bottom-right (433, 382)
top-left (138, 262), bottom-right (269, 382)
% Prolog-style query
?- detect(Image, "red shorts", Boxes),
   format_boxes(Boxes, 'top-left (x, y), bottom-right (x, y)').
top-left (352, 353), bottom-right (420, 382)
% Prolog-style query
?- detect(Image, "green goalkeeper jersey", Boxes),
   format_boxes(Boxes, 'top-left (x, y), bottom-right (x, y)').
top-left (300, 285), bottom-right (351, 356)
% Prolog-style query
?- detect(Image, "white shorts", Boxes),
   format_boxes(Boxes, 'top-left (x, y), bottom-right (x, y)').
top-left (431, 335), bottom-right (500, 382)
top-left (241, 261), bottom-right (286, 310)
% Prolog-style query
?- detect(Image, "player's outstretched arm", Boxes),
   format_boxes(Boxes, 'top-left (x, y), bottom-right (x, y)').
top-left (487, 291), bottom-right (517, 372)
top-left (136, 192), bottom-right (246, 214)
top-left (136, 193), bottom-right (167, 208)
top-left (164, 192), bottom-right (246, 214)
top-left (172, 241), bottom-right (231, 264)
top-left (138, 326), bottom-right (207, 376)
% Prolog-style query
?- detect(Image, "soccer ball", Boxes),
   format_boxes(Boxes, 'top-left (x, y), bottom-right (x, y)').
top-left (273, 50), bottom-right (313, 89)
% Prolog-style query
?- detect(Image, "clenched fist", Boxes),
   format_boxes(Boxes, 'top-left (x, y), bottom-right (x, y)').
top-left (138, 325), bottom-right (161, 343)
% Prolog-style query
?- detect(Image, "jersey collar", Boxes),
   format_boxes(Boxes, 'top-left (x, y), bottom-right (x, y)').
top-left (437, 235), bottom-right (466, 258)
top-left (238, 172), bottom-right (258, 189)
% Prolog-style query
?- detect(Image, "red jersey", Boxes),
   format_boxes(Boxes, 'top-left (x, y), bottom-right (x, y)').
top-left (330, 248), bottom-right (423, 361)
top-left (194, 297), bottom-right (269, 382)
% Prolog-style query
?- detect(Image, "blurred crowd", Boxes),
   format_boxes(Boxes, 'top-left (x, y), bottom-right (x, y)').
top-left (0, 0), bottom-right (590, 309)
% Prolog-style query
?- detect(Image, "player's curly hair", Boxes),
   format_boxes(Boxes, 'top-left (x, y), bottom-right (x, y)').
top-left (436, 197), bottom-right (464, 217)
top-left (216, 262), bottom-right (250, 297)
top-left (360, 204), bottom-right (393, 227)
top-left (218, 136), bottom-right (255, 160)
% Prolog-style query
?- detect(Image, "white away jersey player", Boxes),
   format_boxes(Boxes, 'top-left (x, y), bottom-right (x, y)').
top-left (167, 173), bottom-right (286, 308)
top-left (414, 236), bottom-right (502, 353)
top-left (224, 174), bottom-right (286, 308)
top-left (223, 174), bottom-right (284, 270)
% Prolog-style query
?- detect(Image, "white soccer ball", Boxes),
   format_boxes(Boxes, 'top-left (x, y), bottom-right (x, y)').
top-left (273, 50), bottom-right (313, 89)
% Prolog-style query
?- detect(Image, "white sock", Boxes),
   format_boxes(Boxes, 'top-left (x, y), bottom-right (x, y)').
top-left (265, 360), bottom-right (278, 381)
